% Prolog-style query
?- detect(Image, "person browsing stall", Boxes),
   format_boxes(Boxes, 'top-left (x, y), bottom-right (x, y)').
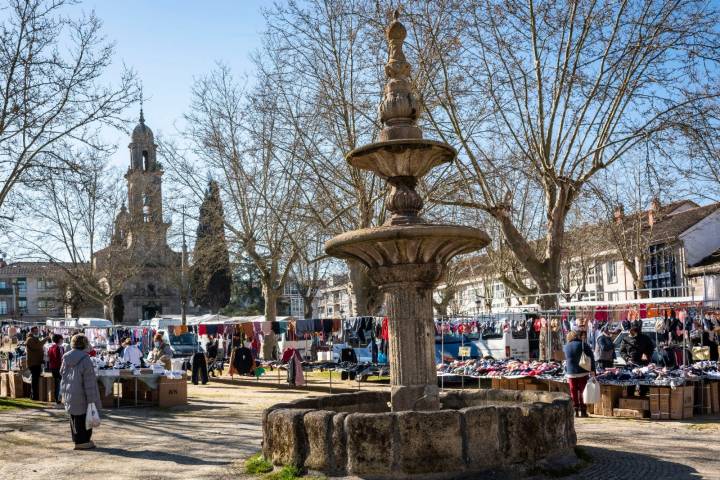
top-left (25, 326), bottom-right (49, 401)
top-left (563, 330), bottom-right (596, 418)
top-left (147, 333), bottom-right (173, 370)
top-left (47, 334), bottom-right (65, 404)
top-left (121, 338), bottom-right (143, 367)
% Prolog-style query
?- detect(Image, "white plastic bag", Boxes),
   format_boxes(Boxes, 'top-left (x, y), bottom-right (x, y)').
top-left (582, 377), bottom-right (600, 404)
top-left (85, 402), bottom-right (101, 430)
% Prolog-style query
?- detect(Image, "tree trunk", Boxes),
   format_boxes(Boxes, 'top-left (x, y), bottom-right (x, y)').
top-left (348, 259), bottom-right (380, 316)
top-left (264, 285), bottom-right (279, 322)
top-left (303, 295), bottom-right (313, 319)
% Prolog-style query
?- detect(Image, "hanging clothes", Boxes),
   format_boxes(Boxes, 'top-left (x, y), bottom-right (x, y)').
top-left (287, 350), bottom-right (305, 386)
top-left (230, 346), bottom-right (254, 375)
top-left (262, 332), bottom-right (278, 360)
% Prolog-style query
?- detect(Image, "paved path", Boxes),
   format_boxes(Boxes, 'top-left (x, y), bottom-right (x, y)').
top-left (0, 383), bottom-right (718, 479)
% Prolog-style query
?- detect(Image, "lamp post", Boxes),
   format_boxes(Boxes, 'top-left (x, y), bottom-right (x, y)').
top-left (180, 204), bottom-right (188, 325)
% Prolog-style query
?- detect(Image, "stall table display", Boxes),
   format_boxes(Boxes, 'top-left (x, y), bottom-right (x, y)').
top-left (96, 369), bottom-right (187, 408)
top-left (437, 358), bottom-right (720, 420)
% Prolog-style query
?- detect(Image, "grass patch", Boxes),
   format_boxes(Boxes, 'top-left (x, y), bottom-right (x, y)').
top-left (245, 453), bottom-right (273, 474)
top-left (261, 466), bottom-right (302, 480)
top-left (0, 397), bottom-right (45, 412)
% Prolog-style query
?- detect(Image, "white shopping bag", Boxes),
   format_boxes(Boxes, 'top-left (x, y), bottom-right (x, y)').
top-left (85, 402), bottom-right (101, 429)
top-left (582, 377), bottom-right (600, 404)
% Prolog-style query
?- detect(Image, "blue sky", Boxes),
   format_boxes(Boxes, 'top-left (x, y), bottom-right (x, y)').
top-left (79, 0), bottom-right (266, 168)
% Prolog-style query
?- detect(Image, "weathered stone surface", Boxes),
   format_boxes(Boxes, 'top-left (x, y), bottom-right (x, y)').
top-left (303, 410), bottom-right (334, 471)
top-left (331, 413), bottom-right (348, 473)
top-left (396, 410), bottom-right (463, 475)
top-left (265, 409), bottom-right (310, 467)
top-left (345, 413), bottom-right (395, 476)
top-left (463, 406), bottom-right (502, 469)
top-left (496, 405), bottom-right (527, 464)
top-left (262, 391), bottom-right (576, 478)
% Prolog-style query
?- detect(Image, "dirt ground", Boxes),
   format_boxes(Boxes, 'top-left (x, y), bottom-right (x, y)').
top-left (0, 382), bottom-right (718, 480)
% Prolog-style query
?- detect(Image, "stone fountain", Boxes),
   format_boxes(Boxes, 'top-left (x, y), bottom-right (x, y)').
top-left (262, 12), bottom-right (577, 478)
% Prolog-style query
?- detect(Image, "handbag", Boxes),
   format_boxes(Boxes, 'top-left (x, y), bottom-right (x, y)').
top-left (691, 346), bottom-right (710, 361)
top-left (582, 377), bottom-right (600, 404)
top-left (85, 402), bottom-right (101, 430)
top-left (579, 349), bottom-right (592, 371)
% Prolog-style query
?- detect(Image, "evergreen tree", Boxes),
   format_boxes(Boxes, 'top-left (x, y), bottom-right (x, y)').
top-left (190, 180), bottom-right (231, 312)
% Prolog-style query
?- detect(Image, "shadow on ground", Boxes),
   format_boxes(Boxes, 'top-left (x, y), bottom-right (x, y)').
top-left (95, 447), bottom-right (227, 466)
top-left (562, 445), bottom-right (703, 480)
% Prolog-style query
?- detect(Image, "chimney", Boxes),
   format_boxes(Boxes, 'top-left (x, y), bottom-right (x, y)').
top-left (648, 196), bottom-right (660, 227)
top-left (613, 205), bottom-right (624, 224)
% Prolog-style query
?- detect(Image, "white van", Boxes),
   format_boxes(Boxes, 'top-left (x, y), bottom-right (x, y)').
top-left (471, 314), bottom-right (530, 360)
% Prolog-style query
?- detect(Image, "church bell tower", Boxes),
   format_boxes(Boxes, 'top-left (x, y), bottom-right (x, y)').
top-left (124, 107), bottom-right (169, 250)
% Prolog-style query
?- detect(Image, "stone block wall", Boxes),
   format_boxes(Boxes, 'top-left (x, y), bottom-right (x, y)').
top-left (262, 390), bottom-right (577, 479)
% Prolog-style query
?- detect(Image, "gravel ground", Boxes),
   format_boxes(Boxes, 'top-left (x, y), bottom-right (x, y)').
top-left (0, 383), bottom-right (718, 480)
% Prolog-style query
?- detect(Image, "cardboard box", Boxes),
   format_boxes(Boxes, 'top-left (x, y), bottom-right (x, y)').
top-left (599, 385), bottom-right (624, 416)
top-left (97, 382), bottom-right (115, 408)
top-left (156, 377), bottom-right (187, 407)
top-left (618, 398), bottom-right (650, 411)
top-left (5, 372), bottom-right (25, 399)
top-left (523, 383), bottom-right (549, 391)
top-left (649, 387), bottom-right (670, 420)
top-left (613, 408), bottom-right (648, 419)
top-left (43, 375), bottom-right (55, 403)
top-left (711, 383), bottom-right (720, 413)
top-left (121, 378), bottom-right (152, 401)
top-left (491, 378), bottom-right (502, 389)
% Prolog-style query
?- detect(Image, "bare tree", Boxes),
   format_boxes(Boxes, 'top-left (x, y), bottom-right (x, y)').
top-left (13, 150), bottom-right (147, 320)
top-left (256, 1), bottom-right (395, 315)
top-left (165, 65), bottom-right (307, 323)
top-left (292, 235), bottom-right (331, 319)
top-left (0, 0), bottom-right (137, 220)
top-left (404, 0), bottom-right (720, 308)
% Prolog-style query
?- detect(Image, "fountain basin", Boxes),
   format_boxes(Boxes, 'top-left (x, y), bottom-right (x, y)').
top-left (325, 224), bottom-right (490, 271)
top-left (262, 390), bottom-right (577, 479)
top-left (346, 139), bottom-right (456, 179)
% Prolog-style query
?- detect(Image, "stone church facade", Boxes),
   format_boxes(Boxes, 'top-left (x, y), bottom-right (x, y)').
top-left (94, 110), bottom-right (182, 323)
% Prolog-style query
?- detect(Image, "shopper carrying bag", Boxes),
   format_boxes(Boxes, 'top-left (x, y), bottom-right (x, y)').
top-left (563, 330), bottom-right (596, 418)
top-left (582, 376), bottom-right (600, 404)
top-left (60, 334), bottom-right (101, 450)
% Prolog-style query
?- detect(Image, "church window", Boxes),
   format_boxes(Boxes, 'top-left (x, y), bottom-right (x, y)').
top-left (143, 150), bottom-right (150, 170)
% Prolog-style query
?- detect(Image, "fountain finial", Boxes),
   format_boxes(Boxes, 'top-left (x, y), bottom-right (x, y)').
top-left (379, 9), bottom-right (422, 141)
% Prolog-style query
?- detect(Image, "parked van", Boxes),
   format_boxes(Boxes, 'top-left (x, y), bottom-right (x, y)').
top-left (144, 317), bottom-right (199, 359)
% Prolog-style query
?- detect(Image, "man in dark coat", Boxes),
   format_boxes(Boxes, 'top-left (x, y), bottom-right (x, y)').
top-left (620, 327), bottom-right (653, 365)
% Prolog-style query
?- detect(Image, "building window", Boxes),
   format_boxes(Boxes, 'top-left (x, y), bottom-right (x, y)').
top-left (607, 261), bottom-right (618, 284)
top-left (0, 300), bottom-right (7, 314)
top-left (37, 300), bottom-right (55, 312)
top-left (18, 299), bottom-right (27, 313)
top-left (16, 278), bottom-right (27, 295)
top-left (37, 278), bottom-right (57, 290)
top-left (0, 280), bottom-right (6, 288)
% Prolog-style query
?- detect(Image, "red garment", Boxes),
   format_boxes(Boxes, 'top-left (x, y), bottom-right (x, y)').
top-left (533, 318), bottom-right (542, 333)
top-left (568, 376), bottom-right (589, 408)
top-left (381, 317), bottom-right (389, 340)
top-left (281, 348), bottom-right (296, 363)
top-left (88, 349), bottom-right (97, 357)
top-left (198, 325), bottom-right (207, 335)
top-left (48, 344), bottom-right (63, 369)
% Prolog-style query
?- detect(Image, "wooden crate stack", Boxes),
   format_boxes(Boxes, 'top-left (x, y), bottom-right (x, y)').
top-left (614, 397), bottom-right (650, 419)
top-left (650, 385), bottom-right (694, 420)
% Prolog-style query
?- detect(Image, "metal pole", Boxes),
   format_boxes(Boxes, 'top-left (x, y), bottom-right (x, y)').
top-left (181, 205), bottom-right (188, 326)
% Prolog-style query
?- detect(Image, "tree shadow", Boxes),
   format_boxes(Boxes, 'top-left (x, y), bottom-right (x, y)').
top-left (567, 445), bottom-right (705, 480)
top-left (94, 447), bottom-right (227, 466)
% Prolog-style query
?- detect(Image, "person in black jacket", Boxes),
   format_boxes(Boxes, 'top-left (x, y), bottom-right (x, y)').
top-left (206, 336), bottom-right (219, 377)
top-left (620, 327), bottom-right (653, 365)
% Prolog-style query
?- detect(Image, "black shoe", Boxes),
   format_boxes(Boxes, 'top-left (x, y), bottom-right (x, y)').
top-left (574, 408), bottom-right (580, 417)
top-left (580, 407), bottom-right (589, 418)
